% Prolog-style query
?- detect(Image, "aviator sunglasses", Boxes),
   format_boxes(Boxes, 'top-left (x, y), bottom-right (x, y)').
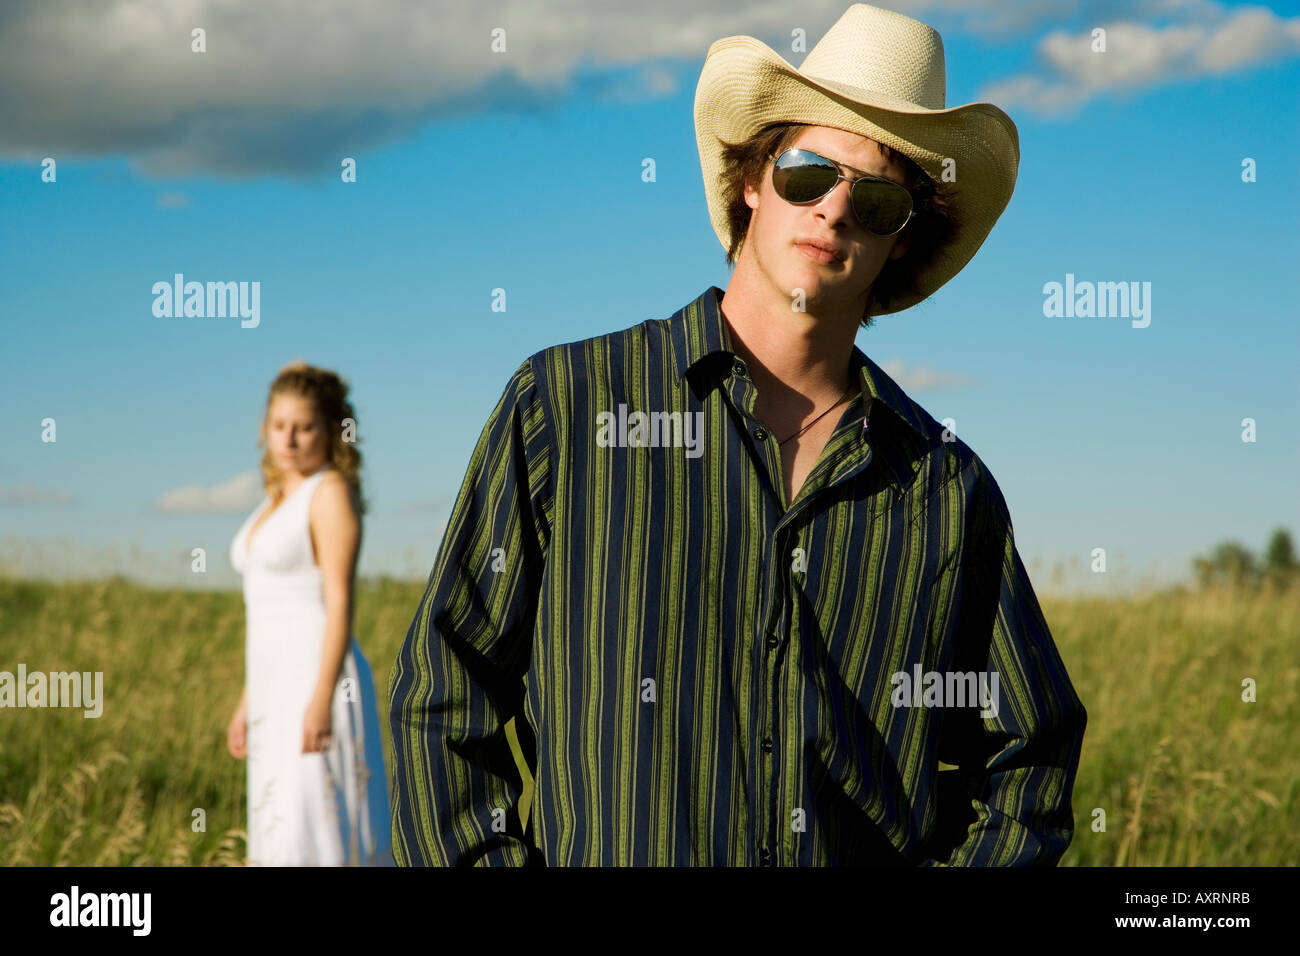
top-left (769, 148), bottom-right (915, 237)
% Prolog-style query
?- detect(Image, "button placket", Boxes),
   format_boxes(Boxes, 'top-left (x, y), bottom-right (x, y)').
top-left (761, 531), bottom-right (790, 866)
top-left (755, 519), bottom-right (788, 872)
top-left (724, 362), bottom-right (764, 441)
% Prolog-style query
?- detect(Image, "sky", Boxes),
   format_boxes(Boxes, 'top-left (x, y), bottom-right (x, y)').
top-left (1, 0), bottom-right (1297, 597)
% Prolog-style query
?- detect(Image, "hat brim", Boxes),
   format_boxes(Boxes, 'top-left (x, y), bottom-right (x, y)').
top-left (694, 36), bottom-right (1020, 315)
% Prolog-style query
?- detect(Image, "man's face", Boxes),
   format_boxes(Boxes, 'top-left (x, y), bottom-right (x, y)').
top-left (742, 126), bottom-right (910, 318)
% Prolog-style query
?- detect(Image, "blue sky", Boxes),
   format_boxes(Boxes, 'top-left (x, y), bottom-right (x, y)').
top-left (1, 0), bottom-right (1297, 596)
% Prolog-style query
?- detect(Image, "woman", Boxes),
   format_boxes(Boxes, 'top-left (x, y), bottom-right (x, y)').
top-left (226, 360), bottom-right (392, 866)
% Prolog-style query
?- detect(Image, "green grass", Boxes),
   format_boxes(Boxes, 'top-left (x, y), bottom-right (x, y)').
top-left (0, 575), bottom-right (1295, 865)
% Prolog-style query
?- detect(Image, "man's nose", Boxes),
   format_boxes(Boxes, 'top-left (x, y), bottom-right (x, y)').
top-left (814, 180), bottom-right (854, 224)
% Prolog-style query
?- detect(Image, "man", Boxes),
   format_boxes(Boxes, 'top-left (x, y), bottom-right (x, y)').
top-left (389, 3), bottom-right (1086, 866)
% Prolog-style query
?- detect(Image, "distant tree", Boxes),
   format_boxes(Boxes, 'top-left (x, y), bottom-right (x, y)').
top-left (1264, 528), bottom-right (1296, 571)
top-left (1210, 542), bottom-right (1258, 588)
top-left (1193, 555), bottom-right (1213, 589)
top-left (1192, 529), bottom-right (1298, 590)
top-left (1262, 528), bottom-right (1297, 589)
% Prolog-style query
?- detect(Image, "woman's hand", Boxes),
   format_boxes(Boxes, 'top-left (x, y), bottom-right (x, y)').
top-left (227, 703), bottom-right (248, 759)
top-left (302, 692), bottom-right (333, 753)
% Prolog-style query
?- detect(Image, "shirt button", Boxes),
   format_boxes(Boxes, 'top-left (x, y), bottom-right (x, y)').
top-left (733, 359), bottom-right (748, 378)
top-left (760, 848), bottom-right (772, 866)
top-left (766, 635), bottom-right (778, 649)
top-left (753, 426), bottom-right (768, 441)
top-left (762, 737), bottom-right (773, 753)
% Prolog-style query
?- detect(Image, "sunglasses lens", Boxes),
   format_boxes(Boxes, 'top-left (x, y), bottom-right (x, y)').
top-left (772, 152), bottom-right (839, 204)
top-left (852, 180), bottom-right (912, 235)
top-left (773, 150), bottom-right (913, 236)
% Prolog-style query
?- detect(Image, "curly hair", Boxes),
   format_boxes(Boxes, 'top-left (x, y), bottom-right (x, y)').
top-left (257, 360), bottom-right (367, 515)
top-left (716, 122), bottom-right (961, 327)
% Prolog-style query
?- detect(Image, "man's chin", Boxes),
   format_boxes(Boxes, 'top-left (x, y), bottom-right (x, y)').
top-left (780, 277), bottom-right (872, 321)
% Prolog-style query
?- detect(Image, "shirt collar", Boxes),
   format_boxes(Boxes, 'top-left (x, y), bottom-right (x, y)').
top-left (669, 285), bottom-right (931, 444)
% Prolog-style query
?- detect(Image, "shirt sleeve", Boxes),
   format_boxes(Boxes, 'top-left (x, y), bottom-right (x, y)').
top-left (387, 357), bottom-right (553, 866)
top-left (928, 459), bottom-right (1088, 866)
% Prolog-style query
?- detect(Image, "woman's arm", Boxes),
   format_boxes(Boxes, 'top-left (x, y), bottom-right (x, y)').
top-left (307, 474), bottom-right (362, 728)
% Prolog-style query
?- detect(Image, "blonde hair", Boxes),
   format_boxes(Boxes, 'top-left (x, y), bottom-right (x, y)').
top-left (257, 360), bottom-right (367, 514)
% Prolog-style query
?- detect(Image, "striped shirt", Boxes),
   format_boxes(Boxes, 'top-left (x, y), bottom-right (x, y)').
top-left (388, 284), bottom-right (1087, 866)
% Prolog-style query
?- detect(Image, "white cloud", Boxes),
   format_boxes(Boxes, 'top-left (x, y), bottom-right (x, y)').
top-left (1197, 6), bottom-right (1300, 72)
top-left (4, 1), bottom-right (1288, 175)
top-left (0, 0), bottom-right (813, 179)
top-left (982, 4), bottom-right (1300, 115)
top-left (155, 471), bottom-right (263, 513)
top-left (878, 358), bottom-right (975, 391)
top-left (398, 495), bottom-right (451, 515)
top-left (0, 484), bottom-right (77, 506)
top-left (915, 0), bottom-right (1073, 36)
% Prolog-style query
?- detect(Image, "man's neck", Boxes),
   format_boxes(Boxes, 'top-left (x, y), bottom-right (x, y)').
top-left (719, 266), bottom-right (862, 407)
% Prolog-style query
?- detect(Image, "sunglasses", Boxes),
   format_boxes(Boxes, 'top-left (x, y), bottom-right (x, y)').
top-left (769, 148), bottom-right (915, 238)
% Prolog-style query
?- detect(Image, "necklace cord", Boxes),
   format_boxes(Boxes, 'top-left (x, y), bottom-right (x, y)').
top-left (776, 382), bottom-right (855, 445)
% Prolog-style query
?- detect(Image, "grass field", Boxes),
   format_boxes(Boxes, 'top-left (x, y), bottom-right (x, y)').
top-left (1, 574), bottom-right (1296, 865)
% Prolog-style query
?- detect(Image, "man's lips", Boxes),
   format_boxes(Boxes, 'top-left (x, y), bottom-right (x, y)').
top-left (795, 240), bottom-right (845, 264)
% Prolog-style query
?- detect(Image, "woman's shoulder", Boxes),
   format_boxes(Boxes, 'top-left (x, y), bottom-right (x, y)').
top-left (308, 467), bottom-right (359, 515)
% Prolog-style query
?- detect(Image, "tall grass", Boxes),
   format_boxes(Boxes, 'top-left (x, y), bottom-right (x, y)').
top-left (1043, 581), bottom-right (1299, 865)
top-left (1, 575), bottom-right (1295, 865)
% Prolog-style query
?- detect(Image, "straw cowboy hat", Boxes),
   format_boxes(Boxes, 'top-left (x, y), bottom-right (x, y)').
top-left (693, 3), bottom-right (1020, 314)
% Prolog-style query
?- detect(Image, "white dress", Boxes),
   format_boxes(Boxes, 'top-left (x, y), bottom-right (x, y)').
top-left (229, 464), bottom-right (393, 866)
